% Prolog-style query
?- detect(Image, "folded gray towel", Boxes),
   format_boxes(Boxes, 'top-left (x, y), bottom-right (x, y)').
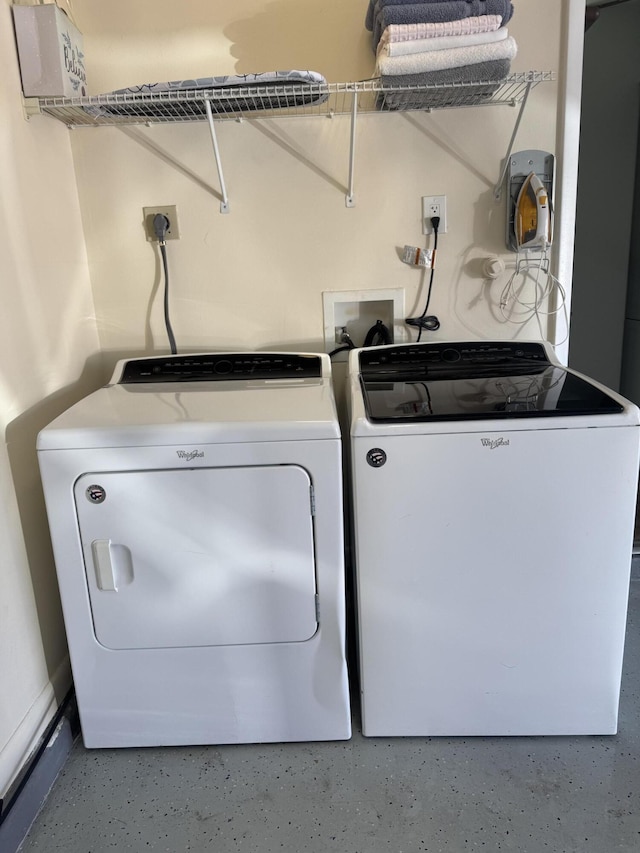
top-left (371, 0), bottom-right (476, 36)
top-left (370, 1), bottom-right (514, 48)
top-left (378, 57), bottom-right (511, 109)
top-left (366, 0), bottom-right (470, 30)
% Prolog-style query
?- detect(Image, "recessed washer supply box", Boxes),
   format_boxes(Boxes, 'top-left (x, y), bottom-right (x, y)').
top-left (12, 2), bottom-right (87, 97)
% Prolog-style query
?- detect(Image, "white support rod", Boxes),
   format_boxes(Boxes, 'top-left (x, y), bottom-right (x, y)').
top-left (346, 91), bottom-right (358, 208)
top-left (204, 99), bottom-right (230, 213)
top-left (493, 83), bottom-right (532, 200)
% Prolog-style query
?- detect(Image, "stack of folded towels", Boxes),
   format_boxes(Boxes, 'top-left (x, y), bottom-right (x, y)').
top-left (366, 0), bottom-right (517, 107)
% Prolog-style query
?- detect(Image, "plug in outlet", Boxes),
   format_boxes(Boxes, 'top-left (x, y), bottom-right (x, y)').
top-left (143, 205), bottom-right (180, 241)
top-left (422, 195), bottom-right (447, 235)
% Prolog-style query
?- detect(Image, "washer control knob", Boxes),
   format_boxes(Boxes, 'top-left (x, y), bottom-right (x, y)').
top-left (214, 359), bottom-right (233, 374)
top-left (441, 348), bottom-right (461, 363)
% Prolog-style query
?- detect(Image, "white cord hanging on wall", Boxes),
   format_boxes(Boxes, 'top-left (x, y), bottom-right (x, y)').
top-left (498, 250), bottom-right (569, 347)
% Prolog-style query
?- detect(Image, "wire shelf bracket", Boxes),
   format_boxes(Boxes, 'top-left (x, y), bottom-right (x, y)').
top-left (204, 99), bottom-right (230, 214)
top-left (346, 91), bottom-right (358, 208)
top-left (493, 82), bottom-right (533, 201)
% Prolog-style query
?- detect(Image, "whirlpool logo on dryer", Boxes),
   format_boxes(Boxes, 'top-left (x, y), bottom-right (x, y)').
top-left (176, 449), bottom-right (205, 461)
top-left (481, 437), bottom-right (510, 450)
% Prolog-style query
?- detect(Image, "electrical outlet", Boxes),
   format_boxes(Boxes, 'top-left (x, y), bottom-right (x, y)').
top-left (422, 195), bottom-right (447, 235)
top-left (143, 205), bottom-right (180, 241)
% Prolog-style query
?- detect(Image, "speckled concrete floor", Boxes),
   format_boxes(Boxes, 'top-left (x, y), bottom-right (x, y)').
top-left (20, 581), bottom-right (640, 853)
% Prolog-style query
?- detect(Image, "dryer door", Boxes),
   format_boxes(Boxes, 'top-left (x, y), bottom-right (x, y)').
top-left (74, 465), bottom-right (318, 649)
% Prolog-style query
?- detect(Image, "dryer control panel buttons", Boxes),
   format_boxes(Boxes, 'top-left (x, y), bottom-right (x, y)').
top-left (118, 353), bottom-right (322, 383)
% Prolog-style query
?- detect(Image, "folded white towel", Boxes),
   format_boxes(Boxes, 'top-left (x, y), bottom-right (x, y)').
top-left (375, 35), bottom-right (517, 77)
top-left (379, 15), bottom-right (503, 45)
top-left (378, 26), bottom-right (508, 58)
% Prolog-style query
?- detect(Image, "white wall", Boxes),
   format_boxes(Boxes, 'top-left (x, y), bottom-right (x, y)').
top-left (0, 0), bottom-right (101, 797)
top-left (70, 0), bottom-right (563, 367)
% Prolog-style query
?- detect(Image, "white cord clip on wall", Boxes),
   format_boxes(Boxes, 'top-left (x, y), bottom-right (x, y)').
top-left (483, 257), bottom-right (506, 279)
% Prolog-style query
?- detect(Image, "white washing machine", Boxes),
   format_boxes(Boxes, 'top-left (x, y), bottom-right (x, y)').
top-left (38, 352), bottom-right (351, 748)
top-left (347, 340), bottom-right (640, 737)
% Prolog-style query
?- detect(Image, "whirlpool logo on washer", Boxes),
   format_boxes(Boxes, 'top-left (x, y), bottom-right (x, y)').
top-left (176, 449), bottom-right (205, 461)
top-left (480, 437), bottom-right (510, 450)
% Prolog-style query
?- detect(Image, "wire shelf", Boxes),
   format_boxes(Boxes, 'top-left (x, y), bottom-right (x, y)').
top-left (32, 72), bottom-right (555, 128)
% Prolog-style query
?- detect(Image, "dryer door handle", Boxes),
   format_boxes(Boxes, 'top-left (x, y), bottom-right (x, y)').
top-left (91, 539), bottom-right (118, 591)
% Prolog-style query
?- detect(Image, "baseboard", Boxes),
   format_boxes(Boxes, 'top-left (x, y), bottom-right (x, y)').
top-left (0, 694), bottom-right (78, 853)
top-left (0, 656), bottom-right (72, 800)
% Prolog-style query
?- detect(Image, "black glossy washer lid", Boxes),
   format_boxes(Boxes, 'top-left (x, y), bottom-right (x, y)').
top-left (358, 343), bottom-right (623, 422)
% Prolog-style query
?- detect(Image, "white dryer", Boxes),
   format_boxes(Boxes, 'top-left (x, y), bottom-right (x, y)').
top-left (347, 341), bottom-right (640, 737)
top-left (38, 353), bottom-right (351, 748)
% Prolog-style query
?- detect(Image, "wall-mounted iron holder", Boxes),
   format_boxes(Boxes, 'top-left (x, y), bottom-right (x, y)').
top-left (505, 150), bottom-right (555, 252)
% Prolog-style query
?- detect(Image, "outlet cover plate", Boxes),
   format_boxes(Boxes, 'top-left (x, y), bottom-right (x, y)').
top-left (143, 205), bottom-right (180, 241)
top-left (422, 195), bottom-right (447, 235)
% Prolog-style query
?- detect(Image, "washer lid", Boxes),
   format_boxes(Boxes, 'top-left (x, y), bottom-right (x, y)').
top-left (357, 342), bottom-right (624, 423)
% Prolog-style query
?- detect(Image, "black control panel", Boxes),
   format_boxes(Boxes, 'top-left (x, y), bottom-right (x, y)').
top-left (359, 342), bottom-right (549, 377)
top-left (118, 354), bottom-right (322, 383)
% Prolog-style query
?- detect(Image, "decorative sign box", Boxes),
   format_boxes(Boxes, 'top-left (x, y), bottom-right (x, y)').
top-left (13, 3), bottom-right (87, 98)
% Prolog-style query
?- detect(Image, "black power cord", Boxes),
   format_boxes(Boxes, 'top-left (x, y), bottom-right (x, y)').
top-left (153, 213), bottom-right (178, 355)
top-left (406, 215), bottom-right (441, 342)
top-left (329, 321), bottom-right (393, 358)
top-left (329, 328), bottom-right (356, 358)
top-left (363, 319), bottom-right (392, 347)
